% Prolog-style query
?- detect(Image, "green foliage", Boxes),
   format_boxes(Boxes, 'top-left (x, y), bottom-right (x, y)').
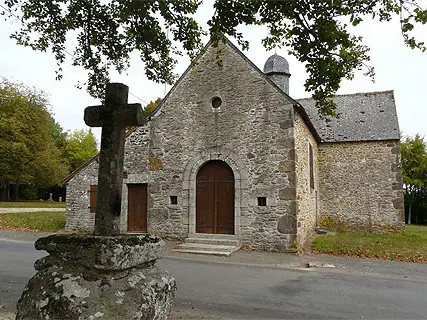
top-left (0, 79), bottom-right (68, 196)
top-left (401, 135), bottom-right (427, 224)
top-left (401, 135), bottom-right (427, 189)
top-left (208, 0), bottom-right (427, 118)
top-left (2, 1), bottom-right (427, 117)
top-left (51, 120), bottom-right (68, 150)
top-left (144, 98), bottom-right (162, 116)
top-left (63, 129), bottom-right (98, 172)
top-left (0, 210), bottom-right (66, 232)
top-left (3, 0), bottom-right (204, 99)
top-left (312, 225), bottom-right (427, 263)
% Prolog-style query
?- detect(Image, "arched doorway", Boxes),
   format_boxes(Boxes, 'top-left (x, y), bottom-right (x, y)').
top-left (196, 160), bottom-right (235, 234)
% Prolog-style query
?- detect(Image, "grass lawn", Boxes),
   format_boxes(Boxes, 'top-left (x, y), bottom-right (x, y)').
top-left (0, 201), bottom-right (65, 208)
top-left (0, 211), bottom-right (66, 232)
top-left (312, 225), bottom-right (427, 263)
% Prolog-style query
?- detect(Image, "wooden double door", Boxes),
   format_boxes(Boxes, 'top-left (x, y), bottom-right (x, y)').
top-left (127, 184), bottom-right (147, 232)
top-left (196, 160), bottom-right (235, 234)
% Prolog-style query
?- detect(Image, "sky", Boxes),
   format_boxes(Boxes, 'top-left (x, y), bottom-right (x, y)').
top-left (1, 2), bottom-right (427, 143)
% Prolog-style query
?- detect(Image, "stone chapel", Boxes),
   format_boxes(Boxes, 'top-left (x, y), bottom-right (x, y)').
top-left (63, 38), bottom-right (404, 253)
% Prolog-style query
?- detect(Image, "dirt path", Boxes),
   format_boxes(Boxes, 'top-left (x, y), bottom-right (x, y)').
top-left (0, 208), bottom-right (64, 214)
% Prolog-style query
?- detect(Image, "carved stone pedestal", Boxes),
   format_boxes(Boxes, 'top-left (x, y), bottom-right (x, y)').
top-left (16, 234), bottom-right (176, 320)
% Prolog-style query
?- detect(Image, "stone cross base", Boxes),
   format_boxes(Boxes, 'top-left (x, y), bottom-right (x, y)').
top-left (16, 234), bottom-right (176, 320)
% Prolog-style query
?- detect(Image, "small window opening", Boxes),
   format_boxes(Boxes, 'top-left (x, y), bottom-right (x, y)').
top-left (258, 197), bottom-right (267, 206)
top-left (309, 144), bottom-right (314, 189)
top-left (123, 171), bottom-right (128, 179)
top-left (170, 196), bottom-right (178, 205)
top-left (211, 96), bottom-right (222, 108)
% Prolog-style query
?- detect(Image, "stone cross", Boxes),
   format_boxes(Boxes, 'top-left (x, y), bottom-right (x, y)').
top-left (84, 83), bottom-right (144, 235)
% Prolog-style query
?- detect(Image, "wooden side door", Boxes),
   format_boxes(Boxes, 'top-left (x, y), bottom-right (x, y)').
top-left (127, 184), bottom-right (147, 232)
top-left (196, 161), bottom-right (234, 234)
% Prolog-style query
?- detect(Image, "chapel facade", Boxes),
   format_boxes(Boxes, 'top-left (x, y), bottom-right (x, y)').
top-left (63, 39), bottom-right (404, 252)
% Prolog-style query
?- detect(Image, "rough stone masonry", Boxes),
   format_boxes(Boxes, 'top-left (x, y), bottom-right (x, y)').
top-left (16, 83), bottom-right (176, 320)
top-left (63, 39), bottom-right (404, 254)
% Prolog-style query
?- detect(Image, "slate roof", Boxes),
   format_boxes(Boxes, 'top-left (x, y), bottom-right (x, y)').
top-left (263, 54), bottom-right (290, 75)
top-left (297, 91), bottom-right (400, 142)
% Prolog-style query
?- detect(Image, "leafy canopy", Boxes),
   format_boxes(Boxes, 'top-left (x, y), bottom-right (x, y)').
top-left (63, 129), bottom-right (98, 172)
top-left (0, 79), bottom-right (68, 189)
top-left (3, 0), bottom-right (427, 117)
top-left (401, 134), bottom-right (427, 223)
top-left (401, 134), bottom-right (427, 192)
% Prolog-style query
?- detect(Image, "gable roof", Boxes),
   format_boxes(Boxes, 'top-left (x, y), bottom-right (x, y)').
top-left (297, 91), bottom-right (400, 143)
top-left (150, 37), bottom-right (300, 118)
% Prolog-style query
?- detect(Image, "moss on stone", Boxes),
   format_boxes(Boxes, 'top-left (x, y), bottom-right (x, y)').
top-left (319, 216), bottom-right (346, 230)
top-left (149, 151), bottom-right (163, 171)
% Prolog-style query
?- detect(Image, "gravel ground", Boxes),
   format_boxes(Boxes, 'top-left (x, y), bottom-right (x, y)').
top-left (0, 309), bottom-right (241, 320)
top-left (0, 313), bottom-right (14, 320)
top-left (0, 208), bottom-right (64, 214)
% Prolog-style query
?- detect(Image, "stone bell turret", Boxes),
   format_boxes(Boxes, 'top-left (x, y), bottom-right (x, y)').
top-left (263, 54), bottom-right (291, 95)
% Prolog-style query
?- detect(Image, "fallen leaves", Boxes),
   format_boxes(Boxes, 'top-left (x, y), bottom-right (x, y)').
top-left (0, 225), bottom-right (39, 232)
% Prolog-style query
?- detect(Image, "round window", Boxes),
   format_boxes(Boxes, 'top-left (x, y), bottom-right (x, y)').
top-left (211, 96), bottom-right (222, 108)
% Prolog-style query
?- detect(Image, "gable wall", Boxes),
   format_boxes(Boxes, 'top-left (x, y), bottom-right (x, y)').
top-left (294, 111), bottom-right (319, 249)
top-left (65, 161), bottom-right (98, 231)
top-left (318, 140), bottom-right (404, 231)
top-left (147, 42), bottom-right (298, 251)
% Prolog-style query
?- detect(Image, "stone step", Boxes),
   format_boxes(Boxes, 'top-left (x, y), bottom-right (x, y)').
top-left (184, 237), bottom-right (240, 247)
top-left (173, 249), bottom-right (233, 257)
top-left (175, 243), bottom-right (236, 252)
top-left (188, 233), bottom-right (238, 240)
top-left (173, 242), bottom-right (240, 256)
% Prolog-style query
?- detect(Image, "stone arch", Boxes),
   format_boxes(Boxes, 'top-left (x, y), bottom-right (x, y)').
top-left (182, 147), bottom-right (248, 237)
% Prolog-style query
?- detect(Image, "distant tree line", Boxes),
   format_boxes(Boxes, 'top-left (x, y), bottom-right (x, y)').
top-left (0, 79), bottom-right (98, 201)
top-left (401, 135), bottom-right (427, 225)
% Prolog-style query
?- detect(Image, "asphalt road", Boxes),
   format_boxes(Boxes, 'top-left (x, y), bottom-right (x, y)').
top-left (1, 239), bottom-right (427, 319)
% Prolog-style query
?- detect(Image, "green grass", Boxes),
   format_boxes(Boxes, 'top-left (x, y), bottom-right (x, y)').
top-left (0, 201), bottom-right (65, 208)
top-left (312, 225), bottom-right (427, 263)
top-left (0, 211), bottom-right (66, 232)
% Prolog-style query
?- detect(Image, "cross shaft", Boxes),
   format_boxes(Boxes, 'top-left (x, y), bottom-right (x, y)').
top-left (84, 83), bottom-right (144, 235)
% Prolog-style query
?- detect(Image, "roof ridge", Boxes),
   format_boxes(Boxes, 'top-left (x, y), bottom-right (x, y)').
top-left (296, 90), bottom-right (394, 101)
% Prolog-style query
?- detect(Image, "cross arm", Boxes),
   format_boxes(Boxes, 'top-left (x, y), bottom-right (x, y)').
top-left (84, 103), bottom-right (145, 127)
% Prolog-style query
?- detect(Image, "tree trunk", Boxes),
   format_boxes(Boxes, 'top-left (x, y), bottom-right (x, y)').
top-left (14, 181), bottom-right (20, 201)
top-left (6, 183), bottom-right (10, 201)
top-left (408, 203), bottom-right (412, 224)
top-left (0, 184), bottom-right (5, 201)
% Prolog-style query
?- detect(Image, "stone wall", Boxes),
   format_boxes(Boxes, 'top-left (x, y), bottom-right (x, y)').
top-left (66, 41), bottom-right (299, 251)
top-left (294, 111), bottom-right (319, 249)
top-left (146, 41), bottom-right (298, 251)
top-left (120, 126), bottom-right (151, 232)
top-left (65, 161), bottom-right (98, 232)
top-left (65, 126), bottom-right (151, 233)
top-left (318, 140), bottom-right (404, 231)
